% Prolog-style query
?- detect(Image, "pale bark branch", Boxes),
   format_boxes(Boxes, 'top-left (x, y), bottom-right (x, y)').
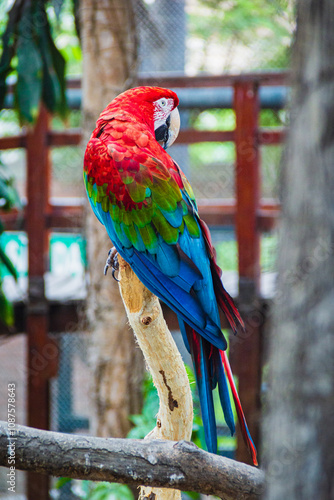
top-left (0, 421), bottom-right (264, 499)
top-left (117, 256), bottom-right (193, 499)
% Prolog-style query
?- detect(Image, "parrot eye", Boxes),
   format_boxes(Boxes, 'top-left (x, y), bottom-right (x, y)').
top-left (159, 99), bottom-right (167, 108)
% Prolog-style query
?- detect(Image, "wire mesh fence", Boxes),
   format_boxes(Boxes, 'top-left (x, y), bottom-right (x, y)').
top-left (50, 333), bottom-right (91, 435)
top-left (137, 0), bottom-right (294, 75)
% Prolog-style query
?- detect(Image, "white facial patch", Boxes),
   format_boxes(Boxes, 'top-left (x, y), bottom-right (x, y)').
top-left (153, 98), bottom-right (175, 128)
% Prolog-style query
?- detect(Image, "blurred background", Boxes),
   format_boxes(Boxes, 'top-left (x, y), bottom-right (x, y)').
top-left (0, 0), bottom-right (294, 498)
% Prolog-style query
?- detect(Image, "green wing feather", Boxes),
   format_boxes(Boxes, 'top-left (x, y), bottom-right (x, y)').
top-left (84, 143), bottom-right (200, 254)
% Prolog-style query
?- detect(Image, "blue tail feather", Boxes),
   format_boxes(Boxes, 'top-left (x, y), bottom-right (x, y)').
top-left (177, 316), bottom-right (191, 353)
top-left (214, 349), bottom-right (235, 435)
top-left (187, 327), bottom-right (217, 454)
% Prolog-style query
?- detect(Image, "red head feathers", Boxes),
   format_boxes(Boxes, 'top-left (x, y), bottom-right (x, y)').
top-left (97, 86), bottom-right (179, 133)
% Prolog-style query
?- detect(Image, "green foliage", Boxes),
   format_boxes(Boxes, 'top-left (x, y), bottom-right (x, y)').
top-left (127, 372), bottom-right (159, 439)
top-left (127, 366), bottom-right (205, 448)
top-left (216, 234), bottom-right (278, 272)
top-left (0, 162), bottom-right (20, 327)
top-left (189, 0), bottom-right (294, 71)
top-left (187, 107), bottom-right (285, 200)
top-left (85, 483), bottom-right (134, 500)
top-left (46, 0), bottom-right (82, 76)
top-left (0, 0), bottom-right (76, 123)
top-left (54, 476), bottom-right (72, 489)
top-left (189, 109), bottom-right (235, 170)
top-left (55, 478), bottom-right (134, 500)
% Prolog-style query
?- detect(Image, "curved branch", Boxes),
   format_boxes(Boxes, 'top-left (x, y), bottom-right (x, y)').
top-left (117, 256), bottom-right (193, 499)
top-left (0, 422), bottom-right (264, 499)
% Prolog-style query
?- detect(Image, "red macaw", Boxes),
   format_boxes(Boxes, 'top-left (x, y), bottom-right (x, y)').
top-left (83, 86), bottom-right (257, 465)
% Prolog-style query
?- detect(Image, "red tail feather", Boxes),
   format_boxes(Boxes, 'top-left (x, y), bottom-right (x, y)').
top-left (220, 351), bottom-right (258, 466)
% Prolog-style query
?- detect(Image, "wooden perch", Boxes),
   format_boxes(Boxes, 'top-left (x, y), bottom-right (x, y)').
top-left (117, 256), bottom-right (193, 499)
top-left (0, 421), bottom-right (264, 499)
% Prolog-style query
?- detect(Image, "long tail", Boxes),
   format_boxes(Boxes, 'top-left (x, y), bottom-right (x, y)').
top-left (220, 350), bottom-right (258, 466)
top-left (180, 322), bottom-right (258, 465)
top-left (179, 320), bottom-right (256, 463)
top-left (183, 218), bottom-right (258, 465)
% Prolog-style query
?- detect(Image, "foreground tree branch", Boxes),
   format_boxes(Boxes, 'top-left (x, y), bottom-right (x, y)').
top-left (0, 422), bottom-right (264, 499)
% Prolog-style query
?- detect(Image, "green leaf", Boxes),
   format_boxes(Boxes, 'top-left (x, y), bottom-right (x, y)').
top-left (0, 177), bottom-right (13, 207)
top-left (0, 175), bottom-right (20, 210)
top-left (44, 31), bottom-right (67, 118)
top-left (35, 1), bottom-right (67, 118)
top-left (72, 0), bottom-right (81, 40)
top-left (183, 492), bottom-right (201, 499)
top-left (54, 477), bottom-right (72, 489)
top-left (50, 0), bottom-right (65, 19)
top-left (0, 245), bottom-right (18, 280)
top-left (128, 414), bottom-right (145, 426)
top-left (15, 3), bottom-right (43, 123)
top-left (0, 0), bottom-right (24, 109)
top-left (87, 482), bottom-right (134, 500)
top-left (0, 0), bottom-right (68, 122)
top-left (0, 290), bottom-right (14, 327)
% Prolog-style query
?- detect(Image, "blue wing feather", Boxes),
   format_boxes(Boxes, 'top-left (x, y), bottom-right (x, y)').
top-left (91, 200), bottom-right (227, 351)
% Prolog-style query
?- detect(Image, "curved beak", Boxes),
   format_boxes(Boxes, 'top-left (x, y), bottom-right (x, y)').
top-left (165, 107), bottom-right (180, 149)
top-left (154, 107), bottom-right (180, 150)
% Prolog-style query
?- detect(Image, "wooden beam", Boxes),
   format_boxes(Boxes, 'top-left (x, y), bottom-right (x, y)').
top-left (47, 129), bottom-right (82, 147)
top-left (0, 200), bottom-right (280, 231)
top-left (2, 298), bottom-right (276, 343)
top-left (0, 301), bottom-right (85, 335)
top-left (257, 208), bottom-right (280, 232)
top-left (46, 204), bottom-right (84, 229)
top-left (26, 106), bottom-right (53, 499)
top-left (63, 72), bottom-right (289, 90)
top-left (138, 71), bottom-right (289, 88)
top-left (258, 128), bottom-right (285, 145)
top-left (0, 127), bottom-right (285, 152)
top-left (0, 134), bottom-right (27, 149)
top-left (234, 81), bottom-right (261, 296)
top-left (46, 128), bottom-right (237, 147)
top-left (233, 80), bottom-right (262, 465)
top-left (178, 129), bottom-right (234, 144)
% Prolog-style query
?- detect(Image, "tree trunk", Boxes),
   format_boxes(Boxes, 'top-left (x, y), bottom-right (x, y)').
top-left (80, 0), bottom-right (143, 439)
top-left (263, 1), bottom-right (334, 499)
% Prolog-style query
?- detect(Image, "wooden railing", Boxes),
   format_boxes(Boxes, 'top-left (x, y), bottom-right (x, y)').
top-left (0, 71), bottom-right (287, 497)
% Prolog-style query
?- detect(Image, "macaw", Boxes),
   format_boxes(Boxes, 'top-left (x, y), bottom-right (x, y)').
top-left (83, 86), bottom-right (257, 466)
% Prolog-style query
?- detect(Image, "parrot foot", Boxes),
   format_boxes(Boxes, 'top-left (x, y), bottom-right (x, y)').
top-left (104, 247), bottom-right (119, 281)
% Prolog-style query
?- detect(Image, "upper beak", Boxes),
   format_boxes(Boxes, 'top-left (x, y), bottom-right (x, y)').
top-left (164, 107), bottom-right (180, 149)
top-left (154, 107), bottom-right (180, 150)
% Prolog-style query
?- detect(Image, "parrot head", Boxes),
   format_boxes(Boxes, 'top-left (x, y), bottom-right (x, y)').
top-left (151, 92), bottom-right (180, 149)
top-left (99, 86), bottom-right (180, 150)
